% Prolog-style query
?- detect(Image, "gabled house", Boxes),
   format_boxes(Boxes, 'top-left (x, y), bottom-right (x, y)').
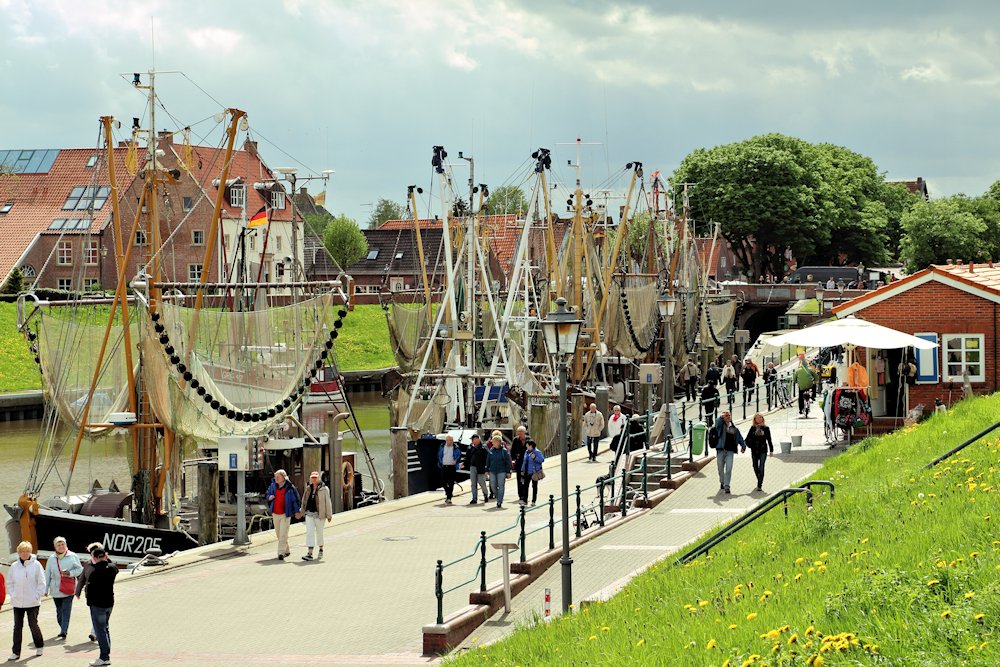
top-left (832, 260), bottom-right (1000, 417)
top-left (342, 228), bottom-right (446, 304)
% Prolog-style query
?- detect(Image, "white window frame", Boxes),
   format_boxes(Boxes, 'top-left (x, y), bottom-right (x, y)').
top-left (275, 236), bottom-right (282, 251)
top-left (57, 240), bottom-right (72, 266)
top-left (183, 196), bottom-right (193, 212)
top-left (188, 264), bottom-right (203, 282)
top-left (271, 190), bottom-right (286, 210)
top-left (135, 229), bottom-right (147, 246)
top-left (192, 230), bottom-right (205, 246)
top-left (942, 334), bottom-right (985, 383)
top-left (84, 240), bottom-right (99, 266)
top-left (229, 185), bottom-right (246, 209)
top-left (57, 278), bottom-right (72, 290)
top-left (84, 278), bottom-right (99, 290)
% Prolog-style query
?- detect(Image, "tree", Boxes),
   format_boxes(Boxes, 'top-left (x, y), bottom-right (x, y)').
top-left (1, 268), bottom-right (23, 295)
top-left (985, 179), bottom-right (1000, 202)
top-left (899, 197), bottom-right (991, 272)
top-left (367, 198), bottom-right (405, 230)
top-left (304, 211), bottom-right (334, 238)
top-left (487, 185), bottom-right (528, 215)
top-left (323, 214), bottom-right (368, 270)
top-left (879, 182), bottom-right (922, 257)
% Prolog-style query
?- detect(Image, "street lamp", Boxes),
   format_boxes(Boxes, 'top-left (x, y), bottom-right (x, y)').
top-left (540, 296), bottom-right (582, 614)
top-left (815, 286), bottom-right (825, 316)
top-left (656, 292), bottom-right (679, 406)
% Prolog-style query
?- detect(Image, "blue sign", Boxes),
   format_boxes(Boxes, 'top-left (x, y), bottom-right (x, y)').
top-left (229, 453), bottom-right (238, 469)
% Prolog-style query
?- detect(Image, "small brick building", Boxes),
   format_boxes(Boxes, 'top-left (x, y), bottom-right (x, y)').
top-left (832, 261), bottom-right (1000, 416)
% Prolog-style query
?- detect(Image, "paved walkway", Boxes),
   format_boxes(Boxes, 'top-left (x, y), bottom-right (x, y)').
top-left (0, 401), bottom-right (838, 666)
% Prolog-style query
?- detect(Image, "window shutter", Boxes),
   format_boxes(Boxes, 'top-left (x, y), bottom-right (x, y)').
top-left (914, 332), bottom-right (939, 383)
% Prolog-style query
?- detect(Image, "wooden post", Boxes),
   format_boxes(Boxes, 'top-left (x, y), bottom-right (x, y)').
top-left (390, 427), bottom-right (409, 500)
top-left (197, 461), bottom-right (219, 545)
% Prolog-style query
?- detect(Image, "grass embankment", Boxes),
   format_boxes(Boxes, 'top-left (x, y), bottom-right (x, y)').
top-left (448, 394), bottom-right (1000, 666)
top-left (0, 302), bottom-right (395, 393)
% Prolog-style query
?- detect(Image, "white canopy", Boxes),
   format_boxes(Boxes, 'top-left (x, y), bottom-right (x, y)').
top-left (763, 316), bottom-right (938, 350)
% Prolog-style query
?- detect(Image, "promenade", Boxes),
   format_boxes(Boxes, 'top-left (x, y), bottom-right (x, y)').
top-left (0, 401), bottom-right (837, 666)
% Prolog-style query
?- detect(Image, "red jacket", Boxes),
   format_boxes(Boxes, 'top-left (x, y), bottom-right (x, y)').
top-left (0, 571), bottom-right (5, 609)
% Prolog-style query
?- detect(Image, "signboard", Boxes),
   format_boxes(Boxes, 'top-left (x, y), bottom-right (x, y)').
top-left (639, 363), bottom-right (661, 385)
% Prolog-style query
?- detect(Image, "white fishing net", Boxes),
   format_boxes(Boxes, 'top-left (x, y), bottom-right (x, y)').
top-left (386, 302), bottom-right (430, 373)
top-left (603, 278), bottom-right (659, 359)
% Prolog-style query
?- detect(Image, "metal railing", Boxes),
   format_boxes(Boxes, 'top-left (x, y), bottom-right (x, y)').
top-left (677, 374), bottom-right (798, 430)
top-left (675, 481), bottom-right (835, 565)
top-left (433, 468), bottom-right (628, 624)
top-left (925, 420), bottom-right (1000, 468)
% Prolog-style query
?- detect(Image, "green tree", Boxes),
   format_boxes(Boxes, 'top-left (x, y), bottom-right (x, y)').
top-left (899, 197), bottom-right (991, 272)
top-left (879, 182), bottom-right (922, 258)
top-left (323, 214), bottom-right (368, 269)
top-left (304, 211), bottom-right (334, 238)
top-left (367, 198), bottom-right (405, 230)
top-left (985, 179), bottom-right (1000, 202)
top-left (1, 268), bottom-right (23, 295)
top-left (488, 185), bottom-right (528, 215)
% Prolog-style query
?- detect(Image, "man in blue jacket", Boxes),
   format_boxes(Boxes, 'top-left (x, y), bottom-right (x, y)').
top-left (266, 469), bottom-right (301, 560)
top-left (438, 435), bottom-right (462, 505)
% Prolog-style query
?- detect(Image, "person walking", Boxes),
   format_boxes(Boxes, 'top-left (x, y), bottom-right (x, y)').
top-left (437, 435), bottom-right (462, 505)
top-left (794, 357), bottom-right (818, 416)
top-left (511, 426), bottom-right (533, 506)
top-left (701, 382), bottom-right (721, 424)
top-left (463, 433), bottom-right (490, 504)
top-left (486, 434), bottom-right (512, 508)
top-left (713, 411), bottom-right (745, 495)
top-left (705, 362), bottom-right (722, 387)
top-left (682, 358), bottom-right (700, 401)
top-left (266, 469), bottom-right (301, 560)
top-left (44, 536), bottom-right (83, 640)
top-left (8, 541), bottom-right (45, 661)
top-left (297, 471), bottom-right (332, 560)
top-left (762, 362), bottom-right (778, 408)
top-left (582, 403), bottom-right (605, 462)
top-left (722, 361), bottom-right (739, 408)
top-left (744, 413), bottom-right (774, 491)
top-left (519, 441), bottom-right (546, 506)
top-left (75, 542), bottom-right (103, 643)
top-left (741, 358), bottom-right (759, 406)
top-left (606, 404), bottom-right (626, 453)
top-left (83, 546), bottom-right (116, 667)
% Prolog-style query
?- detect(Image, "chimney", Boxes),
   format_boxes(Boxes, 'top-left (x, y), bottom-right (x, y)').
top-left (990, 260), bottom-right (995, 268)
top-left (969, 262), bottom-right (974, 273)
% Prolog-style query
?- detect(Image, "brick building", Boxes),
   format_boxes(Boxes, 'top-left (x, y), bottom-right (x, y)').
top-left (832, 261), bottom-right (1000, 416)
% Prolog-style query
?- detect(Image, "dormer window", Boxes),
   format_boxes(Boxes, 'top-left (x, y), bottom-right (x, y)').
top-left (85, 154), bottom-right (98, 168)
top-left (229, 185), bottom-right (246, 209)
top-left (271, 191), bottom-right (286, 210)
top-left (366, 249), bottom-right (379, 260)
top-left (0, 202), bottom-right (12, 215)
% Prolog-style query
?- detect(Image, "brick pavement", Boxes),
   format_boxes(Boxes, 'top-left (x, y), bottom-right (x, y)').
top-left (0, 401), bottom-right (837, 666)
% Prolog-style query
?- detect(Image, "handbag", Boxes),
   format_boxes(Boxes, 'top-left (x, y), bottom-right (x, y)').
top-left (531, 469), bottom-right (545, 481)
top-left (57, 557), bottom-right (76, 595)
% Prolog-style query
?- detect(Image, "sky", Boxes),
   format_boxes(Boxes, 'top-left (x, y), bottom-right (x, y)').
top-left (2, 0), bottom-right (1000, 224)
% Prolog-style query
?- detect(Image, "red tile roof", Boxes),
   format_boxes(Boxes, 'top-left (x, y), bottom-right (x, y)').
top-left (0, 147), bottom-right (133, 280)
top-left (832, 261), bottom-right (1000, 314)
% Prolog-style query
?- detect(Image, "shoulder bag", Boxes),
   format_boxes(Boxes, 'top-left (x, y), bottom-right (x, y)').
top-left (57, 556), bottom-right (77, 595)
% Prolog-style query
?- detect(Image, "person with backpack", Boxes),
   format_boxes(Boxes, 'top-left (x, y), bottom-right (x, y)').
top-left (437, 435), bottom-right (463, 505)
top-left (44, 536), bottom-right (83, 639)
top-left (462, 433), bottom-right (490, 505)
top-left (705, 362), bottom-right (722, 387)
top-left (744, 413), bottom-right (774, 491)
top-left (712, 411), bottom-right (745, 495)
top-left (681, 358), bottom-right (700, 401)
top-left (266, 468), bottom-right (302, 560)
top-left (794, 356), bottom-right (818, 416)
top-left (519, 441), bottom-right (546, 506)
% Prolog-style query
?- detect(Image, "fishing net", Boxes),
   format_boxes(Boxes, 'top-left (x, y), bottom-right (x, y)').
top-left (603, 277), bottom-right (658, 358)
top-left (702, 297), bottom-right (738, 350)
top-left (386, 302), bottom-right (430, 373)
top-left (141, 291), bottom-right (337, 445)
top-left (36, 308), bottom-right (138, 435)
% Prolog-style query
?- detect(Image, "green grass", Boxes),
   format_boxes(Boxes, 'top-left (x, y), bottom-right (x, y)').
top-left (0, 301), bottom-right (395, 394)
top-left (447, 394), bottom-right (1000, 666)
top-left (0, 302), bottom-right (41, 392)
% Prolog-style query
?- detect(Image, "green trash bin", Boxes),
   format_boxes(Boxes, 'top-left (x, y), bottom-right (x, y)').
top-left (691, 421), bottom-right (707, 456)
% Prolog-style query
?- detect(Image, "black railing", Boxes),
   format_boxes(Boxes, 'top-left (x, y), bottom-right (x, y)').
top-left (675, 482), bottom-right (835, 565)
top-left (925, 420), bottom-right (1000, 468)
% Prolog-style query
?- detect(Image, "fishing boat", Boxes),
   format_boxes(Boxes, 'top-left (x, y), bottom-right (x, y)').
top-left (4, 71), bottom-right (378, 563)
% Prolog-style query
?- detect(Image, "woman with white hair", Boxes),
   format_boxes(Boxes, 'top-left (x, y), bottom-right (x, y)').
top-left (266, 469), bottom-right (302, 560)
top-left (44, 536), bottom-right (83, 639)
top-left (8, 541), bottom-right (46, 660)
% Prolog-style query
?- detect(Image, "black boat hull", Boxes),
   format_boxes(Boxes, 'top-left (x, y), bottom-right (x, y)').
top-left (32, 507), bottom-right (198, 560)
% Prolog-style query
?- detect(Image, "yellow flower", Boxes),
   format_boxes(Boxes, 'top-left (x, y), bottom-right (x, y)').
top-left (601, 626), bottom-right (610, 632)
top-left (805, 625), bottom-right (815, 636)
top-left (699, 600), bottom-right (710, 607)
top-left (707, 639), bottom-right (717, 650)
top-left (722, 661), bottom-right (730, 667)
top-left (975, 614), bottom-right (985, 622)
top-left (636, 639), bottom-right (645, 647)
top-left (927, 579), bottom-right (940, 587)
top-left (941, 609), bottom-right (952, 619)
top-left (728, 624), bottom-right (738, 630)
top-left (788, 634), bottom-right (799, 644)
top-left (746, 613), bottom-right (758, 621)
top-left (588, 635), bottom-right (597, 641)
top-left (965, 592), bottom-right (976, 599)
top-left (794, 573), bottom-right (803, 581)
top-left (795, 557), bottom-right (805, 565)
top-left (819, 552), bottom-right (829, 559)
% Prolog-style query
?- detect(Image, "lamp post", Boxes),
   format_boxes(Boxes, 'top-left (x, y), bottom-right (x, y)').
top-left (540, 296), bottom-right (583, 614)
top-left (656, 292), bottom-right (679, 407)
top-left (815, 286), bottom-right (825, 318)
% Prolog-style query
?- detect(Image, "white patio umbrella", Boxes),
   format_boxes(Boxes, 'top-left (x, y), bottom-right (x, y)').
top-left (763, 316), bottom-right (937, 350)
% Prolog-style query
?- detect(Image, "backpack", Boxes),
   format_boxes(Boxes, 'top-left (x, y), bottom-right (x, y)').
top-left (708, 424), bottom-right (719, 446)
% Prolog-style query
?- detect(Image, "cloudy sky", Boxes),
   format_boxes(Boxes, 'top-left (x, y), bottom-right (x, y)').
top-left (3, 0), bottom-right (999, 223)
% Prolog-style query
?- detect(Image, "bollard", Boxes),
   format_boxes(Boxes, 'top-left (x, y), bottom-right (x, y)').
top-left (544, 587), bottom-right (552, 620)
top-left (641, 453), bottom-right (649, 502)
top-left (548, 494), bottom-right (555, 549)
top-left (575, 485), bottom-right (582, 537)
top-left (681, 400), bottom-right (687, 430)
top-left (688, 421), bottom-right (694, 463)
top-left (742, 393), bottom-right (747, 421)
top-left (620, 470), bottom-right (628, 517)
top-left (667, 436), bottom-right (673, 481)
top-left (479, 531), bottom-right (487, 593)
top-left (755, 384), bottom-right (760, 412)
top-left (598, 482), bottom-right (605, 527)
top-left (519, 505), bottom-right (527, 562)
top-left (698, 396), bottom-right (703, 421)
top-left (435, 560), bottom-right (444, 624)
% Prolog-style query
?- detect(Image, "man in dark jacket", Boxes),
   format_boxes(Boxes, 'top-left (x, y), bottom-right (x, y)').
top-left (510, 426), bottom-right (533, 506)
top-left (741, 359), bottom-right (759, 405)
top-left (85, 547), bottom-right (116, 666)
top-left (701, 382), bottom-right (721, 424)
top-left (462, 434), bottom-right (489, 505)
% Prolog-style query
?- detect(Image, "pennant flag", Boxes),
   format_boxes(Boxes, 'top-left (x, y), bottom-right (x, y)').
top-left (313, 190), bottom-right (326, 207)
top-left (248, 206), bottom-right (268, 228)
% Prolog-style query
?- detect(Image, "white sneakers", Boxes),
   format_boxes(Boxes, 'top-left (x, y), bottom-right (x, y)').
top-left (90, 659), bottom-right (111, 666)
top-left (7, 654), bottom-right (18, 662)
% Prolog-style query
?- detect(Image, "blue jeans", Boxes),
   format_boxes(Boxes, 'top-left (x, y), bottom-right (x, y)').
top-left (585, 436), bottom-right (601, 459)
top-left (53, 595), bottom-right (73, 636)
top-left (90, 606), bottom-right (112, 661)
top-left (489, 472), bottom-right (507, 506)
top-left (716, 449), bottom-right (735, 489)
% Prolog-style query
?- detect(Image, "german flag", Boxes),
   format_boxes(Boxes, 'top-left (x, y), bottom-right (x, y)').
top-left (248, 206), bottom-right (268, 228)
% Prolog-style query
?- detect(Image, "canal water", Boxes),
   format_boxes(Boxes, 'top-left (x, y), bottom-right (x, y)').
top-left (0, 392), bottom-right (393, 509)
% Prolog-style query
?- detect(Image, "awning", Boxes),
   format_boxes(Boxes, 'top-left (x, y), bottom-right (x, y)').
top-left (762, 316), bottom-right (938, 350)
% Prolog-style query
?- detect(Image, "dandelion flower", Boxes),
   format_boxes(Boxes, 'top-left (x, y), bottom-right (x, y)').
top-left (601, 626), bottom-right (610, 632)
top-left (746, 613), bottom-right (758, 621)
top-left (699, 600), bottom-right (710, 607)
top-left (975, 614), bottom-right (985, 622)
top-left (795, 557), bottom-right (805, 565)
top-left (636, 639), bottom-right (645, 647)
top-left (819, 552), bottom-right (828, 559)
top-left (941, 609), bottom-right (952, 619)
top-left (927, 579), bottom-right (940, 587)
top-left (588, 635), bottom-right (597, 641)
top-left (965, 592), bottom-right (976, 599)
top-left (728, 624), bottom-right (738, 630)
top-left (805, 625), bottom-right (815, 636)
top-left (707, 639), bottom-right (717, 650)
top-left (789, 634), bottom-right (799, 644)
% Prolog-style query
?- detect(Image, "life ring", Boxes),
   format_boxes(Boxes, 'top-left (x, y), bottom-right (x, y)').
top-left (342, 461), bottom-right (355, 510)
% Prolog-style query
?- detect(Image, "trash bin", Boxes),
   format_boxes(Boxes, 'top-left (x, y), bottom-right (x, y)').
top-left (779, 441), bottom-right (792, 455)
top-left (691, 422), bottom-right (708, 455)
top-left (791, 435), bottom-right (803, 448)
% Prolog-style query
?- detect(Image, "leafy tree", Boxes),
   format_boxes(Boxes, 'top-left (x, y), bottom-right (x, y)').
top-left (488, 185), bottom-right (528, 215)
top-left (367, 198), bottom-right (405, 230)
top-left (879, 182), bottom-right (922, 258)
top-left (985, 179), bottom-right (1000, 202)
top-left (323, 214), bottom-right (368, 270)
top-left (1, 268), bottom-right (23, 295)
top-left (899, 197), bottom-right (993, 272)
top-left (304, 212), bottom-right (334, 238)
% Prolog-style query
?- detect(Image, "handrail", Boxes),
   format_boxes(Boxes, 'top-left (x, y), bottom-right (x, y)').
top-left (675, 482), bottom-right (835, 565)
top-left (925, 420), bottom-right (1000, 468)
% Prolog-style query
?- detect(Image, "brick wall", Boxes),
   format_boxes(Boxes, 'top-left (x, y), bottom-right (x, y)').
top-left (851, 280), bottom-right (1000, 408)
